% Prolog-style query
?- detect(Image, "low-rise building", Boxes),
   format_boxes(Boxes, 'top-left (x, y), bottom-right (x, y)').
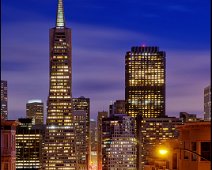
top-left (1, 119), bottom-right (19, 170)
top-left (177, 122), bottom-right (211, 170)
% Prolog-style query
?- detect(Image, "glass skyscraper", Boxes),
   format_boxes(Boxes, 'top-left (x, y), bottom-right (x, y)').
top-left (43, 0), bottom-right (76, 169)
top-left (125, 46), bottom-right (166, 118)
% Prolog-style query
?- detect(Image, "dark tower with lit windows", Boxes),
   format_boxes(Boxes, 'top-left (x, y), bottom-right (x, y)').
top-left (43, 0), bottom-right (76, 169)
top-left (125, 46), bottom-right (166, 118)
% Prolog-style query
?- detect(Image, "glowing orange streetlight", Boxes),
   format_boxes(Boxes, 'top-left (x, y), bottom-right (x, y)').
top-left (158, 149), bottom-right (168, 155)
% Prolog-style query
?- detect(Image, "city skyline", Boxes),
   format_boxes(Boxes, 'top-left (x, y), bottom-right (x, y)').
top-left (1, 0), bottom-right (210, 120)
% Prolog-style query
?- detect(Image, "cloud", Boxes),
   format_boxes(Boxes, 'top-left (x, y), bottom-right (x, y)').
top-left (166, 50), bottom-right (210, 117)
top-left (1, 19), bottom-right (210, 120)
top-left (1, 21), bottom-right (140, 120)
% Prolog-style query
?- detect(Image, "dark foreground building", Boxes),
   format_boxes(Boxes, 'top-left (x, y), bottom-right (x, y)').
top-left (1, 119), bottom-right (18, 170)
top-left (16, 118), bottom-right (44, 170)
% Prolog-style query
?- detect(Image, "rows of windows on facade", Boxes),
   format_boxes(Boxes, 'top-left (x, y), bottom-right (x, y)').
top-left (1, 1), bottom-right (211, 170)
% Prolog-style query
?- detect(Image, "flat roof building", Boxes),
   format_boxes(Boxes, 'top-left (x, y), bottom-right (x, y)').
top-left (16, 118), bottom-right (44, 170)
top-left (97, 111), bottom-right (108, 170)
top-left (109, 100), bottom-right (125, 116)
top-left (73, 96), bottom-right (90, 169)
top-left (26, 99), bottom-right (44, 125)
top-left (73, 110), bottom-right (88, 170)
top-left (125, 46), bottom-right (166, 118)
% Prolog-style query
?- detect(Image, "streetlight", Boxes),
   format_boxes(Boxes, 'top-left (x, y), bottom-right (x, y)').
top-left (158, 147), bottom-right (210, 161)
top-left (158, 149), bottom-right (168, 156)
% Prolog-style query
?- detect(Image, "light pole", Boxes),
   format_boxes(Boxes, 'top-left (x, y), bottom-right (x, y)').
top-left (158, 148), bottom-right (210, 161)
top-left (157, 147), bottom-right (210, 170)
top-left (177, 148), bottom-right (210, 161)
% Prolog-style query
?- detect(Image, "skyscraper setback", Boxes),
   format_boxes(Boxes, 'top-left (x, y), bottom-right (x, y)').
top-left (43, 0), bottom-right (76, 169)
top-left (125, 46), bottom-right (166, 118)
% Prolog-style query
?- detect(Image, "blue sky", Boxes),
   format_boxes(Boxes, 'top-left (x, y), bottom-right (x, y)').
top-left (1, 0), bottom-right (210, 120)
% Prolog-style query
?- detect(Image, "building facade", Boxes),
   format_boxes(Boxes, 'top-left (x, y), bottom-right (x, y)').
top-left (177, 122), bottom-right (211, 170)
top-left (73, 110), bottom-right (87, 170)
top-left (16, 118), bottom-right (44, 170)
top-left (125, 46), bottom-right (166, 118)
top-left (179, 112), bottom-right (199, 122)
top-left (1, 119), bottom-right (18, 170)
top-left (1, 80), bottom-right (8, 120)
top-left (73, 96), bottom-right (90, 169)
top-left (43, 0), bottom-right (76, 169)
top-left (204, 85), bottom-right (211, 121)
top-left (109, 100), bottom-right (125, 116)
top-left (26, 99), bottom-right (44, 125)
top-left (90, 119), bottom-right (97, 169)
top-left (136, 116), bottom-right (183, 169)
top-left (97, 111), bottom-right (108, 170)
top-left (102, 114), bottom-right (137, 170)
top-left (151, 122), bottom-right (211, 170)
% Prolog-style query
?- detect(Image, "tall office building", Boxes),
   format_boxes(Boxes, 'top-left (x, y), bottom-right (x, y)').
top-left (90, 119), bottom-right (98, 169)
top-left (125, 46), bottom-right (166, 118)
top-left (26, 99), bottom-right (44, 125)
top-left (73, 96), bottom-right (90, 168)
top-left (204, 85), bottom-right (211, 121)
top-left (16, 118), bottom-right (44, 170)
top-left (43, 0), bottom-right (76, 169)
top-left (73, 110), bottom-right (87, 170)
top-left (97, 111), bottom-right (108, 170)
top-left (102, 114), bottom-right (137, 170)
top-left (1, 80), bottom-right (8, 120)
top-left (109, 100), bottom-right (125, 116)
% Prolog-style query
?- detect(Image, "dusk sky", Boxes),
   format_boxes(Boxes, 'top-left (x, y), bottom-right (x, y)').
top-left (1, 0), bottom-right (210, 121)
